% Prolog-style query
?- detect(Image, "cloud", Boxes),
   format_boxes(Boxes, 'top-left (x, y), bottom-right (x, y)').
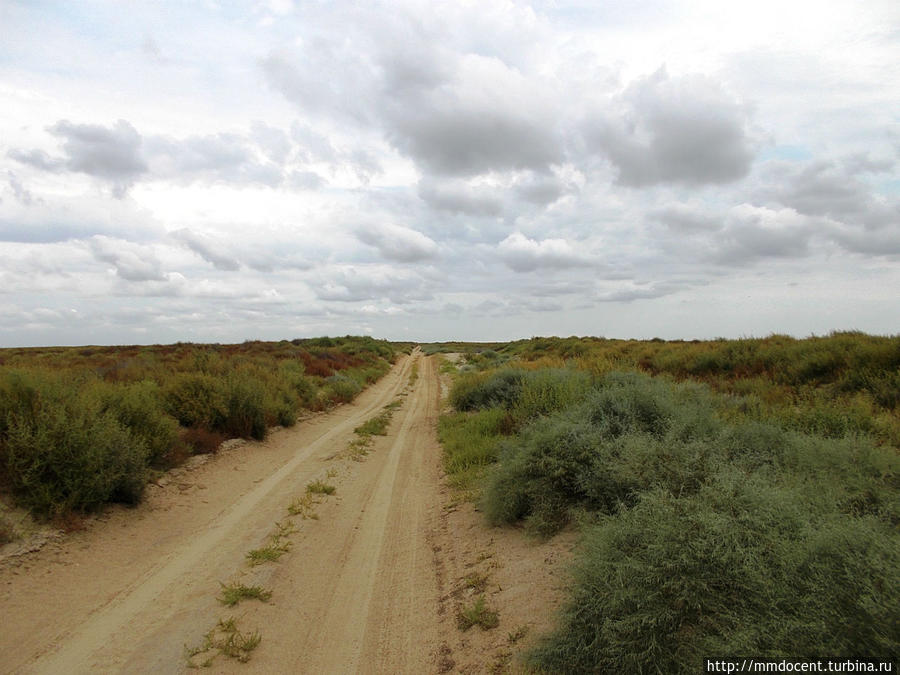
top-left (763, 159), bottom-right (899, 229)
top-left (417, 179), bottom-right (503, 216)
top-left (355, 223), bottom-right (438, 262)
top-left (513, 172), bottom-right (569, 205)
top-left (0, 195), bottom-right (161, 243)
top-left (381, 54), bottom-right (562, 176)
top-left (596, 281), bottom-right (691, 303)
top-left (711, 205), bottom-right (813, 264)
top-left (497, 232), bottom-right (595, 272)
top-left (6, 172), bottom-right (39, 206)
top-left (172, 228), bottom-right (241, 271)
top-left (251, 121), bottom-right (292, 164)
top-left (8, 149), bottom-right (65, 173)
top-left (145, 132), bottom-right (283, 187)
top-left (48, 119), bottom-right (147, 196)
top-left (586, 68), bottom-right (755, 186)
top-left (312, 265), bottom-right (434, 304)
top-left (650, 202), bottom-right (722, 232)
top-left (89, 235), bottom-right (166, 281)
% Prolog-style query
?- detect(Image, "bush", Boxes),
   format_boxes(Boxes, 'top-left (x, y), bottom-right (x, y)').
top-left (222, 373), bottom-right (268, 440)
top-left (163, 373), bottom-right (227, 429)
top-left (320, 374), bottom-right (362, 406)
top-left (97, 380), bottom-right (179, 467)
top-left (439, 408), bottom-right (509, 485)
top-left (4, 400), bottom-right (149, 516)
top-left (450, 369), bottom-right (526, 411)
top-left (529, 479), bottom-right (900, 673)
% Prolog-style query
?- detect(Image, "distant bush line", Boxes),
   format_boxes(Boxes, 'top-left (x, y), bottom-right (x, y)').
top-left (437, 332), bottom-right (899, 672)
top-left (0, 337), bottom-right (396, 518)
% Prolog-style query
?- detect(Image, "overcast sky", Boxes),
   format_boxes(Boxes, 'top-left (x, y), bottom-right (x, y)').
top-left (1, 0), bottom-right (898, 346)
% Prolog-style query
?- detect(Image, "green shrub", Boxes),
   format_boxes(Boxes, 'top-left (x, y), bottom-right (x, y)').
top-left (438, 408), bottom-right (508, 485)
top-left (513, 368), bottom-right (592, 423)
top-left (98, 380), bottom-right (179, 467)
top-left (222, 373), bottom-right (267, 440)
top-left (530, 479), bottom-right (899, 673)
top-left (163, 372), bottom-right (227, 429)
top-left (450, 369), bottom-right (526, 411)
top-left (5, 400), bottom-right (149, 516)
top-left (320, 374), bottom-right (362, 405)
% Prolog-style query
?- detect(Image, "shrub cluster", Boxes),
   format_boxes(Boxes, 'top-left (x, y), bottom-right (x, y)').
top-left (0, 337), bottom-right (396, 518)
top-left (444, 366), bottom-right (899, 669)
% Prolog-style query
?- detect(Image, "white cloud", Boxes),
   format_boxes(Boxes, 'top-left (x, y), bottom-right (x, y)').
top-left (497, 232), bottom-right (595, 272)
top-left (355, 223), bottom-right (439, 262)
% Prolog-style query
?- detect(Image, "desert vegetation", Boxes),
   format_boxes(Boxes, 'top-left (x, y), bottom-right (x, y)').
top-left (0, 336), bottom-right (395, 519)
top-left (437, 332), bottom-right (899, 672)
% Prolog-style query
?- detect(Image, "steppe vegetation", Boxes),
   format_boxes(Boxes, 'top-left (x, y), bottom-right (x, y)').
top-left (437, 332), bottom-right (899, 672)
top-left (0, 336), bottom-right (395, 519)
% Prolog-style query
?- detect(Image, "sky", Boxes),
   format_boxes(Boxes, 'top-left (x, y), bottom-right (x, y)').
top-left (1, 0), bottom-right (899, 346)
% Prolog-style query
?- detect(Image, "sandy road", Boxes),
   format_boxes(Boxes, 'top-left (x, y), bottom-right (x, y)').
top-left (0, 349), bottom-right (451, 674)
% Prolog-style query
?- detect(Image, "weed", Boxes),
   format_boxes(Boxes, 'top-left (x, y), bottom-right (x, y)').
top-left (508, 625), bottom-right (529, 644)
top-left (246, 539), bottom-right (290, 565)
top-left (306, 480), bottom-right (336, 496)
top-left (287, 493), bottom-right (319, 519)
top-left (457, 596), bottom-right (500, 631)
top-left (186, 617), bottom-right (261, 667)
top-left (354, 412), bottom-right (391, 436)
top-left (272, 519), bottom-right (296, 537)
top-left (218, 582), bottom-right (272, 606)
top-left (346, 436), bottom-right (373, 461)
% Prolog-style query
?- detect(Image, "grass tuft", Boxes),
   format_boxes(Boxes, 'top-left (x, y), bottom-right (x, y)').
top-left (306, 480), bottom-right (336, 495)
top-left (218, 582), bottom-right (272, 607)
top-left (186, 617), bottom-right (261, 667)
top-left (457, 595), bottom-right (500, 631)
top-left (287, 493), bottom-right (319, 519)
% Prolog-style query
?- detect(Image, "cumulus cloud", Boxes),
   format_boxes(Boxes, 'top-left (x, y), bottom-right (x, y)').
top-left (381, 54), bottom-right (562, 176)
top-left (651, 202), bottom-right (722, 232)
top-left (497, 232), bottom-right (595, 272)
top-left (145, 132), bottom-right (283, 187)
top-left (10, 120), bottom-right (148, 196)
top-left (172, 228), bottom-right (241, 271)
top-left (586, 68), bottom-right (755, 186)
top-left (762, 159), bottom-right (899, 229)
top-left (0, 195), bottom-right (161, 243)
top-left (596, 281), bottom-right (692, 303)
top-left (89, 235), bottom-right (166, 281)
top-left (312, 265), bottom-right (434, 304)
top-left (417, 179), bottom-right (503, 216)
top-left (355, 223), bottom-right (438, 262)
top-left (711, 205), bottom-right (813, 264)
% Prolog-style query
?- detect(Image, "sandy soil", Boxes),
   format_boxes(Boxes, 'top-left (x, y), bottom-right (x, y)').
top-left (0, 350), bottom-right (575, 674)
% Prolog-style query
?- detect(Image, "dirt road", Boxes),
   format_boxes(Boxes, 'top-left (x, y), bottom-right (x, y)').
top-left (1, 350), bottom-right (574, 674)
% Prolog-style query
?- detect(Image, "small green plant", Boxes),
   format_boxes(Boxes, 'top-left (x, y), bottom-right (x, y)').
top-left (306, 480), bottom-right (336, 495)
top-left (409, 362), bottom-right (420, 386)
top-left (457, 595), bottom-right (500, 631)
top-left (185, 617), bottom-right (261, 667)
top-left (346, 436), bottom-right (373, 460)
top-left (218, 582), bottom-right (272, 607)
top-left (287, 493), bottom-right (319, 519)
top-left (508, 625), bottom-right (529, 644)
top-left (354, 412), bottom-right (391, 437)
top-left (246, 538), bottom-right (290, 565)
